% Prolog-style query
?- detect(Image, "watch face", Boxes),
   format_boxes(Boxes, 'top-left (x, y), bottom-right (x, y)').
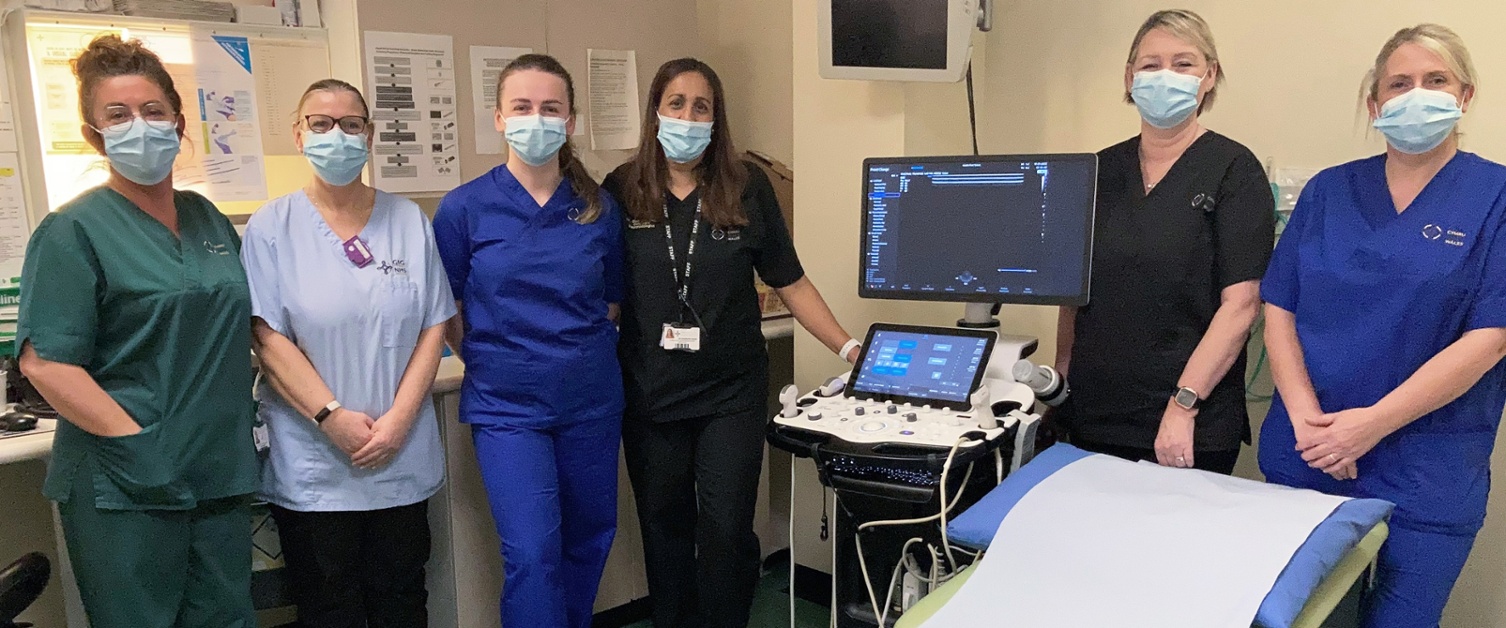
top-left (1175, 388), bottom-right (1198, 408)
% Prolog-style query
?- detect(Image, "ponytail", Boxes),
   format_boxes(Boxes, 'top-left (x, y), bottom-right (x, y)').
top-left (558, 140), bottom-right (602, 224)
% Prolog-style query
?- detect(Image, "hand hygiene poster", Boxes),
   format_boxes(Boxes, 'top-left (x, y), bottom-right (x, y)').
top-left (191, 28), bottom-right (268, 201)
top-left (365, 31), bottom-right (462, 193)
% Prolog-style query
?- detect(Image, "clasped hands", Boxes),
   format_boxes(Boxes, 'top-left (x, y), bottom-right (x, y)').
top-left (1293, 407), bottom-right (1387, 481)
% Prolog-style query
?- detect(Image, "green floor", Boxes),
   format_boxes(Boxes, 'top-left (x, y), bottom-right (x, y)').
top-left (623, 561), bottom-right (831, 628)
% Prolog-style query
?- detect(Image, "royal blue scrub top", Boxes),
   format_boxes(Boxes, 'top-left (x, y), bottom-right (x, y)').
top-left (433, 166), bottom-right (625, 426)
top-left (1261, 151), bottom-right (1506, 534)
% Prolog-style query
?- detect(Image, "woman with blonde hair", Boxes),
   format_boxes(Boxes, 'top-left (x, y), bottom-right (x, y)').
top-left (242, 78), bottom-right (453, 626)
top-left (1260, 24), bottom-right (1506, 627)
top-left (1055, 9), bottom-right (1274, 474)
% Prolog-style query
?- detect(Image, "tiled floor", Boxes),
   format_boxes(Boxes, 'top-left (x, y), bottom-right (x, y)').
top-left (623, 562), bottom-right (831, 628)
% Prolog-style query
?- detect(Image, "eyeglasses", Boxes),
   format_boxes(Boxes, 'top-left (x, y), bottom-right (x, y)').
top-left (90, 104), bottom-right (178, 136)
top-left (304, 114), bottom-right (370, 135)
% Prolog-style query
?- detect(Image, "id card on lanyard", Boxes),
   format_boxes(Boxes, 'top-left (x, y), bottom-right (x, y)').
top-left (661, 200), bottom-right (704, 352)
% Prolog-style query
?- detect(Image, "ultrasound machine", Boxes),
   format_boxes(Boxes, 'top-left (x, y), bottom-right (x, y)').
top-left (767, 153), bottom-right (1097, 627)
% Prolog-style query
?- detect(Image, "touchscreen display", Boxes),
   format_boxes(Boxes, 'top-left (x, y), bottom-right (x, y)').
top-left (852, 329), bottom-right (990, 403)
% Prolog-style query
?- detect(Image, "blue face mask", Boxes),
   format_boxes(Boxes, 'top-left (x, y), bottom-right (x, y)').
top-left (504, 114), bottom-right (569, 166)
top-left (1130, 70), bottom-right (1204, 129)
top-left (98, 118), bottom-right (182, 185)
top-left (657, 115), bottom-right (714, 163)
top-left (1373, 88), bottom-right (1463, 155)
top-left (303, 129), bottom-right (370, 186)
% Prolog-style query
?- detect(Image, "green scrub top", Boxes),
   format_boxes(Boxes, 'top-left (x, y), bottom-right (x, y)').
top-left (18, 186), bottom-right (258, 510)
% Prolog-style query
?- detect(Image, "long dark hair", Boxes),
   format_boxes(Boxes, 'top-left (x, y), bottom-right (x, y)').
top-left (496, 54), bottom-right (602, 224)
top-left (620, 58), bottom-right (747, 228)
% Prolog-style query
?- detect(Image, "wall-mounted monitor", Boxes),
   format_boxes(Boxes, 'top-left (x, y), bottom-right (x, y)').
top-left (858, 154), bottom-right (1099, 307)
top-left (817, 0), bottom-right (983, 83)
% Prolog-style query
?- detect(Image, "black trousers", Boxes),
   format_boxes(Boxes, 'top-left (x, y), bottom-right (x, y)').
top-left (268, 500), bottom-right (431, 628)
top-left (1073, 438), bottom-right (1241, 475)
top-left (622, 406), bottom-right (767, 628)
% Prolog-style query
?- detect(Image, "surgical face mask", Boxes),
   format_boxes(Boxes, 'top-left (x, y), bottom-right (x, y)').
top-left (657, 114), bottom-right (714, 163)
top-left (1130, 69), bottom-right (1204, 129)
top-left (97, 117), bottom-right (181, 186)
top-left (1372, 88), bottom-right (1464, 155)
top-left (303, 129), bottom-right (370, 186)
top-left (504, 114), bottom-right (569, 166)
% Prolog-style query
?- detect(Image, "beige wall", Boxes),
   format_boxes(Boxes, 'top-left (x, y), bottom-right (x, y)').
top-left (792, 0), bottom-right (1506, 623)
top-left (697, 0), bottom-right (794, 166)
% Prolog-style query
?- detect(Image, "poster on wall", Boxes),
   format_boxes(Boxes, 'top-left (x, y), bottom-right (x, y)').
top-left (586, 48), bottom-right (640, 151)
top-left (469, 45), bottom-right (532, 155)
top-left (191, 27), bottom-right (268, 201)
top-left (0, 154), bottom-right (28, 274)
top-left (28, 27), bottom-right (96, 156)
top-left (0, 60), bottom-right (16, 153)
top-left (364, 31), bottom-right (461, 193)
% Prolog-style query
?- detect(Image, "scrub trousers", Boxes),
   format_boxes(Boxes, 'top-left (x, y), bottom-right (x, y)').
top-left (1261, 428), bottom-right (1477, 628)
top-left (56, 465), bottom-right (254, 628)
top-left (269, 500), bottom-right (431, 628)
top-left (622, 406), bottom-right (766, 628)
top-left (472, 415), bottom-right (621, 628)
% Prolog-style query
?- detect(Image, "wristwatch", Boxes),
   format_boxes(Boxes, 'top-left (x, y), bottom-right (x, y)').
top-left (1172, 386), bottom-right (1202, 411)
top-left (313, 400), bottom-right (342, 424)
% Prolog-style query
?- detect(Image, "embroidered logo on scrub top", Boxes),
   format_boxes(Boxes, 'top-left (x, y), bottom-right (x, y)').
top-left (203, 240), bottom-right (231, 256)
top-left (1423, 224), bottom-right (1467, 247)
top-left (378, 259), bottom-right (409, 275)
top-left (628, 219), bottom-right (656, 229)
top-left (712, 228), bottom-right (741, 241)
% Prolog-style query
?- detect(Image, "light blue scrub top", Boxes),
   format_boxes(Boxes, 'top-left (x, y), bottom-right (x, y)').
top-left (242, 190), bottom-right (456, 511)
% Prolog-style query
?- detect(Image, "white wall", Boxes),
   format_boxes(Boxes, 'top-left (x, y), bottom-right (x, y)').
top-left (791, 0), bottom-right (1506, 624)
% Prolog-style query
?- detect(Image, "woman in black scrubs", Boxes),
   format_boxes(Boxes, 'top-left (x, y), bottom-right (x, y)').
top-left (1054, 9), bottom-right (1274, 474)
top-left (603, 58), bottom-right (860, 628)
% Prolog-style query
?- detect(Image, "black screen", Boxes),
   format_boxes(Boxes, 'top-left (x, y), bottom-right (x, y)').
top-left (831, 0), bottom-right (948, 70)
top-left (860, 155), bottom-right (1097, 305)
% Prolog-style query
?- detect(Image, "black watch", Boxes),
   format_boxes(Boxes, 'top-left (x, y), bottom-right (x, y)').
top-left (313, 400), bottom-right (342, 424)
top-left (1172, 386), bottom-right (1202, 411)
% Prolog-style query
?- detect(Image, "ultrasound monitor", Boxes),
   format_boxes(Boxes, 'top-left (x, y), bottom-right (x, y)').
top-left (859, 154), bottom-right (1097, 306)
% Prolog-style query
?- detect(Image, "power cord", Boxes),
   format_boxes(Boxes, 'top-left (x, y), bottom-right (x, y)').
top-left (965, 61), bottom-right (980, 155)
top-left (854, 438), bottom-right (974, 625)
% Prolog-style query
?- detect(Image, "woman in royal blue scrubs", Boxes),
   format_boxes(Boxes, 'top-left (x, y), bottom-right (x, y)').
top-left (433, 54), bottom-right (624, 628)
top-left (1260, 24), bottom-right (1506, 628)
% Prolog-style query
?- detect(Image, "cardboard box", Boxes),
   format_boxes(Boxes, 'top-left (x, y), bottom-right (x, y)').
top-left (745, 151), bottom-right (794, 319)
top-left (745, 150), bottom-right (793, 237)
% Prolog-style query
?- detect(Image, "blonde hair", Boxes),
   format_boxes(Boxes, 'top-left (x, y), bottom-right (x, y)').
top-left (1362, 24), bottom-right (1477, 105)
top-left (1123, 9), bottom-right (1225, 114)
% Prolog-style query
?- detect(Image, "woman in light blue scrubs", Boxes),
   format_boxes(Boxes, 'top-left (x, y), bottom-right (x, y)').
top-left (1260, 25), bottom-right (1506, 628)
top-left (242, 79), bottom-right (455, 626)
top-left (432, 54), bottom-right (624, 628)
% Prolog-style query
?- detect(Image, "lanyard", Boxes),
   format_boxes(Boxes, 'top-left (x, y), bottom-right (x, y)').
top-left (664, 200), bottom-right (702, 305)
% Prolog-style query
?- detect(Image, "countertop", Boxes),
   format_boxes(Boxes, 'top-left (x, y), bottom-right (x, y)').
top-left (0, 318), bottom-right (797, 465)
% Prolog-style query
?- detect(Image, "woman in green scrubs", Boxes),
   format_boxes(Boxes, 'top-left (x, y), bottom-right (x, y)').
top-left (16, 35), bottom-right (258, 627)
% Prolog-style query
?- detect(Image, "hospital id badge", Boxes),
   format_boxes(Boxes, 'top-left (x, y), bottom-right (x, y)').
top-left (661, 323), bottom-right (702, 352)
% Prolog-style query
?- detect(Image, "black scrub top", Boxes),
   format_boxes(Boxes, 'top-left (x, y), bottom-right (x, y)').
top-left (1062, 132), bottom-right (1274, 452)
top-left (604, 161), bottom-right (804, 423)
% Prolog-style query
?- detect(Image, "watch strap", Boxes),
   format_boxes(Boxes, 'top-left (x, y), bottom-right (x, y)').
top-left (840, 339), bottom-right (862, 360)
top-left (313, 400), bottom-right (341, 424)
